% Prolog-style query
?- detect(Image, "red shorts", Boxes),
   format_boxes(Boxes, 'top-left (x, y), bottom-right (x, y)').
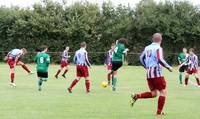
top-left (107, 65), bottom-right (112, 70)
top-left (76, 65), bottom-right (89, 77)
top-left (186, 69), bottom-right (198, 74)
top-left (60, 60), bottom-right (69, 68)
top-left (147, 77), bottom-right (166, 91)
top-left (7, 59), bottom-right (19, 69)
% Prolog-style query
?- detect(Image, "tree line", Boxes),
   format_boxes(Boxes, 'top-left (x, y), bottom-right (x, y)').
top-left (0, 0), bottom-right (200, 65)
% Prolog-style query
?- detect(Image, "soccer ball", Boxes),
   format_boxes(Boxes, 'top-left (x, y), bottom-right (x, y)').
top-left (101, 81), bottom-right (108, 88)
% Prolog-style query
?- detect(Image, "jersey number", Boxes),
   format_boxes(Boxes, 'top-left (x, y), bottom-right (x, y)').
top-left (40, 57), bottom-right (44, 63)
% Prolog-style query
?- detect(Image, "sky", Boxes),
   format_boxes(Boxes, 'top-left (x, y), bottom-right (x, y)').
top-left (0, 0), bottom-right (199, 8)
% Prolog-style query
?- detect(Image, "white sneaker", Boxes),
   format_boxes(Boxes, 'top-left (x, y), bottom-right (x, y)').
top-left (10, 83), bottom-right (16, 87)
top-left (29, 72), bottom-right (34, 75)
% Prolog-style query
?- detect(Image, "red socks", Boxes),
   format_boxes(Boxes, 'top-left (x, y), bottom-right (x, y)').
top-left (21, 64), bottom-right (31, 73)
top-left (157, 96), bottom-right (166, 115)
top-left (69, 79), bottom-right (78, 89)
top-left (107, 74), bottom-right (111, 82)
top-left (184, 77), bottom-right (200, 86)
top-left (69, 79), bottom-right (90, 92)
top-left (136, 92), bottom-right (153, 99)
top-left (55, 69), bottom-right (61, 76)
top-left (56, 69), bottom-right (68, 76)
top-left (63, 69), bottom-right (68, 75)
top-left (185, 77), bottom-right (189, 85)
top-left (136, 92), bottom-right (166, 115)
top-left (195, 78), bottom-right (200, 85)
top-left (85, 80), bottom-right (90, 92)
top-left (11, 73), bottom-right (14, 83)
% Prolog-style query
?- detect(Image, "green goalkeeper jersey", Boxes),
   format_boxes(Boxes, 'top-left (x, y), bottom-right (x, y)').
top-left (178, 52), bottom-right (186, 63)
top-left (35, 52), bottom-right (50, 72)
top-left (112, 43), bottom-right (125, 62)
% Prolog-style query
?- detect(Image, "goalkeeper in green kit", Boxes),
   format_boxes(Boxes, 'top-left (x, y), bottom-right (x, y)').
top-left (110, 38), bottom-right (129, 91)
top-left (35, 45), bottom-right (50, 91)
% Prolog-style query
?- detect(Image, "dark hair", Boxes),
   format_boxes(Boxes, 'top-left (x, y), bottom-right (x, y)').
top-left (80, 42), bottom-right (86, 47)
top-left (40, 45), bottom-right (48, 51)
top-left (189, 48), bottom-right (194, 52)
top-left (36, 47), bottom-right (41, 52)
top-left (118, 38), bottom-right (128, 45)
top-left (111, 43), bottom-right (115, 46)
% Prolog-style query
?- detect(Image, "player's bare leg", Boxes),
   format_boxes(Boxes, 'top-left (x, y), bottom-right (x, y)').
top-left (55, 67), bottom-right (63, 79)
top-left (184, 73), bottom-right (189, 86)
top-left (194, 73), bottom-right (200, 87)
top-left (156, 89), bottom-right (166, 116)
top-left (85, 77), bottom-right (90, 93)
top-left (62, 66), bottom-right (69, 79)
top-left (17, 61), bottom-right (33, 74)
top-left (10, 68), bottom-right (16, 87)
top-left (68, 77), bottom-right (81, 93)
top-left (130, 90), bottom-right (157, 107)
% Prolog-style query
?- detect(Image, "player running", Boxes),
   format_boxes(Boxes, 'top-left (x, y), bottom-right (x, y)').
top-left (35, 45), bottom-right (50, 91)
top-left (109, 38), bottom-right (129, 91)
top-left (5, 48), bottom-right (33, 87)
top-left (67, 42), bottom-right (91, 93)
top-left (130, 33), bottom-right (173, 115)
top-left (178, 48), bottom-right (188, 84)
top-left (55, 47), bottom-right (70, 79)
top-left (182, 48), bottom-right (200, 87)
top-left (104, 43), bottom-right (115, 85)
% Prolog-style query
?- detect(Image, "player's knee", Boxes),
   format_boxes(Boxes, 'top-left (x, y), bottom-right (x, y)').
top-left (85, 77), bottom-right (89, 80)
top-left (151, 91), bottom-right (157, 97)
top-left (185, 74), bottom-right (189, 78)
top-left (76, 77), bottom-right (81, 81)
top-left (19, 62), bottom-right (24, 65)
top-left (160, 89), bottom-right (166, 96)
top-left (113, 72), bottom-right (117, 76)
top-left (194, 74), bottom-right (198, 78)
top-left (10, 68), bottom-right (15, 73)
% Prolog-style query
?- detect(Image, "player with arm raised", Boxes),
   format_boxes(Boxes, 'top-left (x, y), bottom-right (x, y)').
top-left (130, 33), bottom-right (173, 116)
top-left (35, 45), bottom-right (50, 91)
top-left (67, 42), bottom-right (91, 93)
top-left (178, 48), bottom-right (188, 84)
top-left (5, 48), bottom-right (33, 87)
top-left (110, 38), bottom-right (129, 91)
top-left (183, 48), bottom-right (200, 87)
top-left (55, 47), bottom-right (70, 79)
top-left (104, 43), bottom-right (115, 85)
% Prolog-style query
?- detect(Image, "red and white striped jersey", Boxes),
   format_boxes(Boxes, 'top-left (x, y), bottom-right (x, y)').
top-left (140, 43), bottom-right (171, 78)
top-left (61, 50), bottom-right (69, 61)
top-left (7, 49), bottom-right (23, 60)
top-left (187, 54), bottom-right (198, 70)
top-left (73, 48), bottom-right (91, 67)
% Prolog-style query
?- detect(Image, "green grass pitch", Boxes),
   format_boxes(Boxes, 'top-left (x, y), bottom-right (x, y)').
top-left (0, 64), bottom-right (199, 119)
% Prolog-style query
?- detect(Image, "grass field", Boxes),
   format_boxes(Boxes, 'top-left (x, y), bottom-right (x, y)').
top-left (0, 64), bottom-right (199, 119)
